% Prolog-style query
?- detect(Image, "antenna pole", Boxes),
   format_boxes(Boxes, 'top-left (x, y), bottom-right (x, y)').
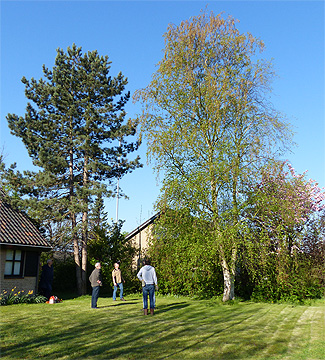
top-left (116, 176), bottom-right (120, 222)
top-left (116, 140), bottom-right (121, 223)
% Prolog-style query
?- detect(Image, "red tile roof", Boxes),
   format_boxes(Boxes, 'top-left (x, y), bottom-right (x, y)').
top-left (0, 192), bottom-right (52, 249)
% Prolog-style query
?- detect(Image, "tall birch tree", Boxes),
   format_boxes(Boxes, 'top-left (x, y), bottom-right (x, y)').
top-left (134, 11), bottom-right (292, 301)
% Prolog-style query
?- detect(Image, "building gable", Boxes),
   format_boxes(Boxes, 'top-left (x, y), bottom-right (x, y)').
top-left (126, 213), bottom-right (160, 269)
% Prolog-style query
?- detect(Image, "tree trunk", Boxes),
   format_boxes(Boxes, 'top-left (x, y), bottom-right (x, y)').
top-left (80, 155), bottom-right (89, 295)
top-left (69, 146), bottom-right (83, 295)
top-left (220, 246), bottom-right (237, 302)
top-left (81, 209), bottom-right (88, 295)
top-left (72, 214), bottom-right (82, 296)
top-left (221, 258), bottom-right (235, 301)
top-left (74, 246), bottom-right (82, 296)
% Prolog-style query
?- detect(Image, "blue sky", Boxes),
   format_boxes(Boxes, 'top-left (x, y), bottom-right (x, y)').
top-left (1, 1), bottom-right (324, 233)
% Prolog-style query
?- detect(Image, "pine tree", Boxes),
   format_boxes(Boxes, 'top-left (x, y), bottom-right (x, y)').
top-left (6, 44), bottom-right (142, 295)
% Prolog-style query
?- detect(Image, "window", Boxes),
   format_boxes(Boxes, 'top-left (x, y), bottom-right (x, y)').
top-left (4, 249), bottom-right (24, 277)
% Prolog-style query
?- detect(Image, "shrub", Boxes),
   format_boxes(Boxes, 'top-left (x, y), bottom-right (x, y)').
top-left (87, 220), bottom-right (138, 296)
top-left (52, 257), bottom-right (77, 293)
top-left (148, 209), bottom-right (224, 298)
top-left (0, 288), bottom-right (47, 306)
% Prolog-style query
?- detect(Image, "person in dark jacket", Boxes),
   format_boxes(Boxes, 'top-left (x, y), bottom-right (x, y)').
top-left (89, 262), bottom-right (102, 309)
top-left (39, 259), bottom-right (54, 300)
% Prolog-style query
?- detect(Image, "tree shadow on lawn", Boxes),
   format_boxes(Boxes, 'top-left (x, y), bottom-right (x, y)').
top-left (148, 306), bottom-right (278, 359)
top-left (2, 304), bottom-right (282, 359)
top-left (2, 313), bottom-right (171, 359)
top-left (80, 304), bottom-right (270, 359)
top-left (2, 320), bottom-right (120, 358)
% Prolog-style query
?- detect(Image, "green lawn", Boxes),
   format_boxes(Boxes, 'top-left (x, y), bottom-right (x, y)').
top-left (1, 294), bottom-right (324, 359)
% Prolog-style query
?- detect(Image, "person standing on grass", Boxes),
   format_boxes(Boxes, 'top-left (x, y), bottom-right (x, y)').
top-left (89, 262), bottom-right (102, 309)
top-left (39, 259), bottom-right (54, 300)
top-left (137, 259), bottom-right (158, 315)
top-left (112, 262), bottom-right (126, 301)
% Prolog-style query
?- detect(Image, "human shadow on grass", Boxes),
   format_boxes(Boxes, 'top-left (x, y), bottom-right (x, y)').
top-left (2, 303), bottom-right (272, 359)
top-left (92, 300), bottom-right (139, 309)
top-left (77, 305), bottom-right (267, 359)
top-left (110, 301), bottom-right (139, 307)
top-left (155, 302), bottom-right (189, 314)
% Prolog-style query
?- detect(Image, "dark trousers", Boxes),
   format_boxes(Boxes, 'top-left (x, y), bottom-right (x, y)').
top-left (91, 286), bottom-right (100, 308)
top-left (40, 286), bottom-right (52, 300)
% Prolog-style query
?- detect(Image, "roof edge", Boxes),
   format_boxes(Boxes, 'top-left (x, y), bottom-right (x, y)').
top-left (125, 212), bottom-right (160, 241)
top-left (0, 243), bottom-right (52, 250)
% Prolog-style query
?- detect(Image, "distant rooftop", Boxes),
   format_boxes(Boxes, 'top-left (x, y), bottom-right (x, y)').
top-left (125, 212), bottom-right (160, 241)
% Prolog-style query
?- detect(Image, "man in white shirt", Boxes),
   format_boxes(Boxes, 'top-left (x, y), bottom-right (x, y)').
top-left (137, 259), bottom-right (158, 315)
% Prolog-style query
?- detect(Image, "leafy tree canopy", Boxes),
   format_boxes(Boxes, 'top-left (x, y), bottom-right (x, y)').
top-left (5, 44), bottom-right (142, 295)
top-left (134, 11), bottom-right (292, 301)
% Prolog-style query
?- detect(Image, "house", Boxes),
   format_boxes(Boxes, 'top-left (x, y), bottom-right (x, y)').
top-left (0, 191), bottom-right (52, 294)
top-left (125, 212), bottom-right (160, 269)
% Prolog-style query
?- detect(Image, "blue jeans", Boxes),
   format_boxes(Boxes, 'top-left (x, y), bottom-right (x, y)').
top-left (113, 282), bottom-right (124, 300)
top-left (91, 286), bottom-right (100, 308)
top-left (142, 284), bottom-right (155, 309)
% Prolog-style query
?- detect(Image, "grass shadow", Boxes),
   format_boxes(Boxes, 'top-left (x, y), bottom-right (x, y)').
top-left (1, 297), bottom-right (323, 359)
top-left (155, 302), bottom-right (190, 314)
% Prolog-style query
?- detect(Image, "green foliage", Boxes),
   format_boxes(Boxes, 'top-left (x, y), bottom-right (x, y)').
top-left (4, 44), bottom-right (142, 294)
top-left (234, 162), bottom-right (324, 304)
top-left (5, 43), bottom-right (141, 233)
top-left (52, 256), bottom-right (77, 293)
top-left (0, 288), bottom-right (47, 306)
top-left (250, 264), bottom-right (323, 305)
top-left (87, 220), bottom-right (138, 294)
top-left (134, 10), bottom-right (292, 301)
top-left (241, 218), bottom-right (324, 303)
top-left (148, 209), bottom-right (223, 298)
top-left (148, 208), bottom-right (324, 302)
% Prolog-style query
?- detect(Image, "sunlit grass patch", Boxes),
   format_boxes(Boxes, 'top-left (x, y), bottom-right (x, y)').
top-left (0, 295), bottom-right (324, 359)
